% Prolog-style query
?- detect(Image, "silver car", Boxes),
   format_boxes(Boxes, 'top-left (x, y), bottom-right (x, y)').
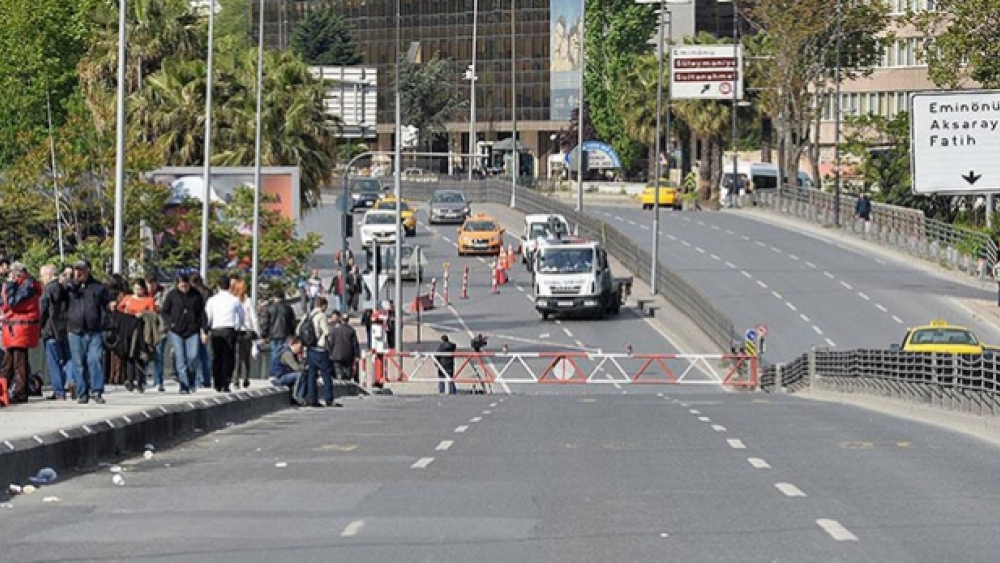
top-left (428, 190), bottom-right (470, 224)
top-left (378, 243), bottom-right (426, 281)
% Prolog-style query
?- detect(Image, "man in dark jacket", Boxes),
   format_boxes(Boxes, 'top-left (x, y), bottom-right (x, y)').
top-left (328, 311), bottom-right (360, 383)
top-left (436, 335), bottom-right (457, 395)
top-left (66, 260), bottom-right (112, 404)
top-left (160, 274), bottom-right (206, 394)
top-left (259, 290), bottom-right (296, 358)
top-left (39, 264), bottom-right (73, 400)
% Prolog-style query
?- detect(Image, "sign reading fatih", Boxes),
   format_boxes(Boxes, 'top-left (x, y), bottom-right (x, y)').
top-left (670, 45), bottom-right (743, 101)
top-left (911, 90), bottom-right (1000, 194)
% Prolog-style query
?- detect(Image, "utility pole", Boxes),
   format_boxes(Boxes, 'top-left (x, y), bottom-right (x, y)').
top-left (511, 0), bottom-right (518, 208)
top-left (112, 0), bottom-right (127, 273)
top-left (575, 0), bottom-right (586, 213)
top-left (468, 0), bottom-right (478, 181)
top-left (833, 0), bottom-right (843, 228)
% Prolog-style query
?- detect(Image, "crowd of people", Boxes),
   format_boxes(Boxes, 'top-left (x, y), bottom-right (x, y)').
top-left (0, 255), bottom-right (362, 408)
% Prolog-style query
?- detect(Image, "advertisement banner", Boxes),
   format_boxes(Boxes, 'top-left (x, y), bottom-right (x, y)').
top-left (550, 0), bottom-right (583, 121)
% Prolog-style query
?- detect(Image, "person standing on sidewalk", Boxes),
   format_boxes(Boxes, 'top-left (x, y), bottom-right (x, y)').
top-left (203, 276), bottom-right (244, 393)
top-left (1, 262), bottom-right (42, 403)
top-left (328, 311), bottom-right (359, 384)
top-left (300, 296), bottom-right (335, 407)
top-left (436, 334), bottom-right (457, 395)
top-left (231, 278), bottom-right (259, 389)
top-left (66, 260), bottom-right (112, 404)
top-left (145, 273), bottom-right (168, 391)
top-left (39, 264), bottom-right (72, 400)
top-left (161, 274), bottom-right (205, 394)
top-left (260, 289), bottom-right (296, 359)
top-left (190, 273), bottom-right (212, 389)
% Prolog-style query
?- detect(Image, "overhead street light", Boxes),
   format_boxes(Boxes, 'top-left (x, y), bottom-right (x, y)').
top-left (250, 0), bottom-right (265, 311)
top-left (112, 0), bottom-right (126, 274)
top-left (467, 0), bottom-right (478, 182)
top-left (576, 0), bottom-right (585, 213)
top-left (200, 0), bottom-right (217, 279)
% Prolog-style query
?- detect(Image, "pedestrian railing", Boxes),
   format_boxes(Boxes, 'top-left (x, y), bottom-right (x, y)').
top-left (756, 188), bottom-right (997, 279)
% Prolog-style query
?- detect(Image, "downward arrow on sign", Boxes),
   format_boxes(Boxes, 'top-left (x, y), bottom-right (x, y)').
top-left (963, 170), bottom-right (982, 185)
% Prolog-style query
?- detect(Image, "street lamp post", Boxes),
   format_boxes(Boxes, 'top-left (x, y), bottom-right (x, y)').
top-left (511, 0), bottom-right (518, 208)
top-left (200, 0), bottom-right (217, 279)
top-left (250, 0), bottom-right (265, 310)
top-left (467, 0), bottom-right (478, 181)
top-left (393, 0), bottom-right (403, 354)
top-left (650, 3), bottom-right (667, 293)
top-left (731, 1), bottom-right (739, 210)
top-left (112, 0), bottom-right (126, 274)
top-left (575, 0), bottom-right (585, 213)
top-left (833, 0), bottom-right (843, 227)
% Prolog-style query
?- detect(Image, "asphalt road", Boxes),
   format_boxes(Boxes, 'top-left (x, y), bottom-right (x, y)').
top-left (6, 391), bottom-right (1000, 562)
top-left (303, 198), bottom-right (704, 396)
top-left (587, 204), bottom-right (1000, 362)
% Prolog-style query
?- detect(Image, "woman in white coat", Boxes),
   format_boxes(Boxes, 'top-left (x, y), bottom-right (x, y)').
top-left (231, 278), bottom-right (260, 389)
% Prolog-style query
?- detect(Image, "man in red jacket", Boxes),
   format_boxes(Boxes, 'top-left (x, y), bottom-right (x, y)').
top-left (1, 262), bottom-right (42, 403)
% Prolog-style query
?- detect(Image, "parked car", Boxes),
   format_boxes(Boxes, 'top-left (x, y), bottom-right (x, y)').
top-left (428, 189), bottom-right (471, 224)
top-left (402, 168), bottom-right (439, 183)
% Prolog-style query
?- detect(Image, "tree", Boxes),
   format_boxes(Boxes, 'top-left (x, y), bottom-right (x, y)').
top-left (290, 8), bottom-right (363, 66)
top-left (619, 53), bottom-right (668, 179)
top-left (554, 100), bottom-right (599, 152)
top-left (397, 55), bottom-right (467, 151)
top-left (583, 0), bottom-right (657, 172)
top-left (742, 0), bottom-right (888, 188)
top-left (910, 0), bottom-right (1000, 89)
top-left (0, 0), bottom-right (94, 167)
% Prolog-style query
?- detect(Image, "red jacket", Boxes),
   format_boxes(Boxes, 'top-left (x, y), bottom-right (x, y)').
top-left (2, 274), bottom-right (42, 349)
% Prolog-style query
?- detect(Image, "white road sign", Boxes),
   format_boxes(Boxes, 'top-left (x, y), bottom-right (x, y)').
top-left (670, 45), bottom-right (743, 101)
top-left (911, 90), bottom-right (1000, 194)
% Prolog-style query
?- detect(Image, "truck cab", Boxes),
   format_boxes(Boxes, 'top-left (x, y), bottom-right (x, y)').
top-left (532, 237), bottom-right (625, 320)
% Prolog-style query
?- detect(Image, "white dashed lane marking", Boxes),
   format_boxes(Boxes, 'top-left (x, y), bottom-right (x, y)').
top-left (892, 315), bottom-right (904, 324)
top-left (788, 254), bottom-right (799, 261)
top-left (725, 261), bottom-right (737, 269)
top-left (776, 483), bottom-right (807, 497)
top-left (682, 240), bottom-right (692, 247)
top-left (786, 302), bottom-right (797, 311)
top-left (741, 271), bottom-right (753, 279)
top-left (743, 236), bottom-right (751, 242)
top-left (813, 326), bottom-right (824, 335)
top-left (840, 281), bottom-right (853, 290)
top-left (712, 424), bottom-right (727, 432)
top-left (341, 520), bottom-right (365, 537)
top-left (805, 261), bottom-right (817, 268)
top-left (799, 313), bottom-right (811, 322)
top-left (411, 457), bottom-right (435, 469)
top-left (858, 292), bottom-right (871, 301)
top-left (757, 280), bottom-right (768, 289)
top-left (689, 409), bottom-right (701, 415)
top-left (823, 271), bottom-right (835, 279)
top-left (435, 440), bottom-right (454, 451)
top-left (454, 425), bottom-right (469, 433)
top-left (710, 254), bottom-right (721, 261)
top-left (698, 416), bottom-right (711, 422)
top-left (817, 519), bottom-right (858, 542)
top-left (748, 457), bottom-right (771, 469)
top-left (470, 417), bottom-right (482, 423)
top-left (826, 338), bottom-right (837, 347)
top-left (772, 291), bottom-right (783, 300)
top-left (725, 229), bottom-right (734, 235)
top-left (875, 303), bottom-right (887, 312)
top-left (727, 439), bottom-right (746, 449)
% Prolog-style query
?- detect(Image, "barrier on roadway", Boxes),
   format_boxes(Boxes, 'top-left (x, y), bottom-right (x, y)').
top-left (756, 188), bottom-right (997, 279)
top-left (380, 351), bottom-right (759, 388)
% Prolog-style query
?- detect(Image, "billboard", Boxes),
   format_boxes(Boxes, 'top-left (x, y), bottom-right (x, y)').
top-left (551, 0), bottom-right (583, 121)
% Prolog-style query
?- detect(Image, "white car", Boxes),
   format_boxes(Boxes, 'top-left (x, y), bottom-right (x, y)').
top-left (520, 213), bottom-right (570, 268)
top-left (360, 210), bottom-right (400, 248)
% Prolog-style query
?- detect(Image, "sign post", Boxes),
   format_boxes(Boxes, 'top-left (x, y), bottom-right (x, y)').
top-left (670, 45), bottom-right (743, 101)
top-left (911, 90), bottom-right (1000, 194)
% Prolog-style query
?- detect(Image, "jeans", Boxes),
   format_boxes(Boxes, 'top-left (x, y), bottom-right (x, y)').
top-left (197, 340), bottom-right (211, 387)
top-left (68, 332), bottom-right (105, 398)
top-left (151, 338), bottom-right (166, 388)
top-left (168, 332), bottom-right (201, 392)
top-left (271, 371), bottom-right (300, 388)
top-left (305, 348), bottom-right (334, 405)
top-left (44, 338), bottom-right (73, 398)
top-left (438, 370), bottom-right (457, 395)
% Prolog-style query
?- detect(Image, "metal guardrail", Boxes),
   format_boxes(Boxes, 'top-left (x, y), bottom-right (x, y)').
top-left (397, 180), bottom-right (735, 350)
top-left (760, 348), bottom-right (1000, 416)
top-left (756, 188), bottom-right (997, 278)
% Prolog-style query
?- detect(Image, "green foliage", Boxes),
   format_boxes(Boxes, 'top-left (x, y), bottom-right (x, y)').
top-left (0, 0), bottom-right (94, 167)
top-left (583, 0), bottom-right (657, 172)
top-left (290, 8), bottom-right (363, 66)
top-left (397, 55), bottom-right (467, 151)
top-left (909, 0), bottom-right (1000, 89)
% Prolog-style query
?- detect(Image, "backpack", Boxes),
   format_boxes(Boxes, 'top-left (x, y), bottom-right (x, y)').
top-left (297, 311), bottom-right (319, 348)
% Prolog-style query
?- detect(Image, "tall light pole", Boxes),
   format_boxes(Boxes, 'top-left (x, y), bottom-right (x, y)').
top-left (250, 0), bottom-right (265, 310)
top-left (833, 0), bottom-right (843, 227)
top-left (46, 91), bottom-right (66, 264)
top-left (467, 0), bottom-right (478, 181)
top-left (575, 0), bottom-right (585, 213)
top-left (112, 0), bottom-right (127, 274)
top-left (393, 0), bottom-right (403, 354)
top-left (650, 3), bottom-right (666, 293)
top-left (731, 1), bottom-right (739, 210)
top-left (200, 0), bottom-right (217, 279)
top-left (511, 0), bottom-right (518, 208)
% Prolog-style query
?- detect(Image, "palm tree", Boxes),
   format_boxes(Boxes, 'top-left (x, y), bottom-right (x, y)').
top-left (131, 57), bottom-right (209, 165)
top-left (672, 33), bottom-right (732, 203)
top-left (620, 53), bottom-right (668, 180)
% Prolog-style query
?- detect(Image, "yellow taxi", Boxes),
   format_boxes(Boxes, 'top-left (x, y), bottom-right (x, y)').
top-left (372, 197), bottom-right (417, 236)
top-left (457, 213), bottom-right (504, 256)
top-left (640, 180), bottom-right (681, 210)
top-left (896, 319), bottom-right (999, 354)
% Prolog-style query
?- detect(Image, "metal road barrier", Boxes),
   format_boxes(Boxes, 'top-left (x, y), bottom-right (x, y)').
top-left (381, 350), bottom-right (759, 388)
top-left (756, 188), bottom-right (998, 278)
top-left (390, 179), bottom-right (736, 351)
top-left (760, 348), bottom-right (1000, 416)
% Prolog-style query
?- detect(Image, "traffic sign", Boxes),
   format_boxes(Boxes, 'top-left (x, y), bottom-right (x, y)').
top-left (744, 328), bottom-right (757, 342)
top-left (671, 45), bottom-right (743, 101)
top-left (756, 324), bottom-right (768, 338)
top-left (911, 90), bottom-right (1000, 194)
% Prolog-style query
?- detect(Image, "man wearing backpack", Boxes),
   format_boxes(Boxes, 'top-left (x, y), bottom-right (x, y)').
top-left (299, 296), bottom-right (335, 407)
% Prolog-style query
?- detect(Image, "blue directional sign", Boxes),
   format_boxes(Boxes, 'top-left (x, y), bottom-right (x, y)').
top-left (744, 328), bottom-right (758, 342)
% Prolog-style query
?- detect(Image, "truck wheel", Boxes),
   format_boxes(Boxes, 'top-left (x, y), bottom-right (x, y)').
top-left (541, 312), bottom-right (550, 320)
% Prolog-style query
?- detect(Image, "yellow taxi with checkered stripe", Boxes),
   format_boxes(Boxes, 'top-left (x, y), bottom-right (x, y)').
top-left (896, 319), bottom-right (999, 355)
top-left (457, 213), bottom-right (504, 256)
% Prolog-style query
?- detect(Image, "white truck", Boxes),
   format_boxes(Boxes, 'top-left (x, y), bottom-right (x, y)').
top-left (532, 237), bottom-right (631, 320)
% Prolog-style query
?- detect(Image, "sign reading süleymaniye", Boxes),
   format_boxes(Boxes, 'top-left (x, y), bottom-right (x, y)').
top-left (551, 0), bottom-right (583, 121)
top-left (911, 90), bottom-right (1000, 194)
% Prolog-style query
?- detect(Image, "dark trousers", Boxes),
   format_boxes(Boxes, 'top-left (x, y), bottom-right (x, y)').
top-left (306, 348), bottom-right (334, 405)
top-left (333, 360), bottom-right (353, 382)
top-left (124, 358), bottom-right (146, 391)
top-left (235, 332), bottom-right (253, 383)
top-left (210, 328), bottom-right (237, 392)
top-left (0, 348), bottom-right (30, 401)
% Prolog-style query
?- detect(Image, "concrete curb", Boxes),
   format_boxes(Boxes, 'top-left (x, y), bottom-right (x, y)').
top-left (0, 387), bottom-right (293, 498)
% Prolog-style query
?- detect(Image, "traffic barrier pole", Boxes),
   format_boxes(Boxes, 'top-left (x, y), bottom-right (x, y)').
top-left (443, 264), bottom-right (450, 304)
top-left (462, 266), bottom-right (469, 299)
top-left (499, 247), bottom-right (507, 270)
top-left (429, 278), bottom-right (437, 306)
top-left (492, 263), bottom-right (499, 293)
